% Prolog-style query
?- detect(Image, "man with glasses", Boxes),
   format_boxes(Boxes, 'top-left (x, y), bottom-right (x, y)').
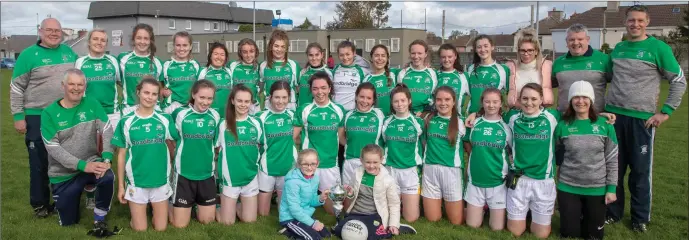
top-left (9, 17), bottom-right (78, 218)
top-left (552, 23), bottom-right (612, 113)
top-left (604, 5), bottom-right (686, 232)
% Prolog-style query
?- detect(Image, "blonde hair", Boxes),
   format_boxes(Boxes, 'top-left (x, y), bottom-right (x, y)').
top-left (87, 29), bottom-right (108, 47)
top-left (515, 28), bottom-right (543, 70)
top-left (296, 148), bottom-right (319, 166)
top-left (360, 144), bottom-right (383, 160)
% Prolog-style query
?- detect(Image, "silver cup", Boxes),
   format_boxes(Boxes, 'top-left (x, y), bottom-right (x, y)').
top-left (328, 180), bottom-right (347, 220)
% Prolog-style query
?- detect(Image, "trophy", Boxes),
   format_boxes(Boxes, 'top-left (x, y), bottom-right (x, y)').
top-left (328, 180), bottom-right (347, 220)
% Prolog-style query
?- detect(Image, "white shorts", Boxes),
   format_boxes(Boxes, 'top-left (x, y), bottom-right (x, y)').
top-left (465, 182), bottom-right (507, 209)
top-left (107, 113), bottom-right (121, 130)
top-left (506, 176), bottom-right (556, 225)
top-left (316, 167), bottom-right (341, 192)
top-left (124, 184), bottom-right (173, 204)
top-left (258, 171), bottom-right (286, 192)
top-left (386, 166), bottom-right (420, 195)
top-left (163, 101), bottom-right (184, 115)
top-left (421, 164), bottom-right (463, 202)
top-left (221, 177), bottom-right (260, 199)
top-left (341, 159), bottom-right (362, 187)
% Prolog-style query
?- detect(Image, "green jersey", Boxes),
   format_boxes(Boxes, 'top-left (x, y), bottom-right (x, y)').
top-left (198, 66), bottom-right (233, 117)
top-left (257, 109), bottom-right (297, 176)
top-left (397, 67), bottom-right (438, 113)
top-left (117, 52), bottom-right (164, 108)
top-left (297, 65), bottom-right (333, 107)
top-left (228, 61), bottom-right (260, 103)
top-left (216, 116), bottom-right (263, 187)
top-left (112, 110), bottom-right (179, 188)
top-left (162, 59), bottom-right (201, 106)
top-left (294, 101), bottom-right (346, 169)
top-left (467, 117), bottom-right (512, 188)
top-left (260, 59), bottom-right (300, 106)
top-left (363, 71), bottom-right (396, 116)
top-left (381, 114), bottom-right (424, 169)
top-left (75, 54), bottom-right (121, 114)
top-left (466, 62), bottom-right (509, 114)
top-left (423, 115), bottom-right (466, 168)
top-left (343, 108), bottom-right (386, 160)
top-left (505, 108), bottom-right (560, 180)
top-left (172, 106), bottom-right (221, 180)
top-left (437, 69), bottom-right (470, 114)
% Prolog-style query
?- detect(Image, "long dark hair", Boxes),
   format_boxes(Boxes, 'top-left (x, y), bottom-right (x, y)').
top-left (206, 42), bottom-right (229, 67)
top-left (562, 97), bottom-right (598, 124)
top-left (225, 84), bottom-right (253, 140)
top-left (269, 80), bottom-right (292, 105)
top-left (425, 86), bottom-right (459, 146)
top-left (337, 41), bottom-right (356, 56)
top-left (188, 79), bottom-right (216, 106)
top-left (237, 38), bottom-right (259, 70)
top-left (131, 23), bottom-right (156, 71)
top-left (355, 82), bottom-right (378, 107)
top-left (390, 83), bottom-right (412, 115)
top-left (267, 29), bottom-right (289, 69)
top-left (135, 75), bottom-right (162, 103)
top-left (308, 71), bottom-right (334, 100)
top-left (477, 88), bottom-right (505, 117)
top-left (438, 43), bottom-right (462, 72)
top-left (471, 34), bottom-right (494, 74)
top-left (304, 42), bottom-right (325, 68)
top-left (370, 44), bottom-right (393, 87)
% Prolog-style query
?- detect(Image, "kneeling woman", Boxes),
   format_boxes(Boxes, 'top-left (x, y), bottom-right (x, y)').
top-left (336, 144), bottom-right (417, 239)
top-left (216, 84), bottom-right (262, 225)
top-left (279, 149), bottom-right (331, 240)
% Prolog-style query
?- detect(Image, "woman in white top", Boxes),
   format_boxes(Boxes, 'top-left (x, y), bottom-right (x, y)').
top-left (506, 28), bottom-right (553, 108)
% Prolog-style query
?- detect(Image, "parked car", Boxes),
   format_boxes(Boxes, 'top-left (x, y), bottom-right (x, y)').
top-left (0, 58), bottom-right (15, 69)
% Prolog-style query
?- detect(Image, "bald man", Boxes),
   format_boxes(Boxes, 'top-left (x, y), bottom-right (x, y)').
top-left (9, 18), bottom-right (78, 217)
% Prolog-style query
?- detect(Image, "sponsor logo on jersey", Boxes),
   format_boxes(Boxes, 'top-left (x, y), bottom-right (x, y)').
top-left (496, 130), bottom-right (504, 136)
top-left (208, 120), bottom-right (215, 127)
top-left (58, 121), bottom-right (69, 127)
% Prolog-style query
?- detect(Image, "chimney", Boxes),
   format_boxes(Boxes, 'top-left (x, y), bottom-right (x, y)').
top-left (606, 1), bottom-right (620, 12)
top-left (548, 7), bottom-right (564, 20)
top-left (78, 29), bottom-right (87, 38)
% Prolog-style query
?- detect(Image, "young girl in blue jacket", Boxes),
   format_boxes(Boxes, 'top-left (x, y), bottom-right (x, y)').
top-left (278, 149), bottom-right (331, 240)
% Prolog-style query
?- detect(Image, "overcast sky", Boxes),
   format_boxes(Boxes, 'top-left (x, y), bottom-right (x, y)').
top-left (1, 1), bottom-right (685, 37)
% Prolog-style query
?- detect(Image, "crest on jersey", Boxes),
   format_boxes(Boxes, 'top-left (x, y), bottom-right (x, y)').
top-left (636, 50), bottom-right (645, 59)
top-left (370, 117), bottom-right (376, 122)
top-left (539, 120), bottom-right (547, 127)
top-left (331, 113), bottom-right (337, 120)
top-left (586, 61), bottom-right (593, 70)
top-left (250, 127), bottom-right (256, 133)
top-left (497, 130), bottom-right (504, 136)
top-left (591, 124), bottom-right (600, 134)
top-left (453, 79), bottom-right (459, 84)
top-left (491, 73), bottom-right (498, 79)
top-left (407, 126), bottom-right (415, 131)
top-left (156, 124), bottom-right (163, 131)
top-left (78, 112), bottom-right (87, 121)
top-left (208, 120), bottom-right (215, 127)
top-left (424, 78), bottom-right (431, 83)
top-left (238, 126), bottom-right (247, 134)
top-left (62, 55), bottom-right (69, 62)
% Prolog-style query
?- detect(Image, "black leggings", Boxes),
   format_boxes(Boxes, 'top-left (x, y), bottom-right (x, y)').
top-left (558, 190), bottom-right (606, 240)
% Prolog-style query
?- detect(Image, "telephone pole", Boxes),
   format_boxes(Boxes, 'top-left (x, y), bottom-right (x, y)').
top-left (400, 10), bottom-right (403, 28)
top-left (441, 10), bottom-right (446, 44)
top-left (530, 5), bottom-right (534, 27)
top-left (424, 8), bottom-right (427, 31)
top-left (536, 1), bottom-right (540, 34)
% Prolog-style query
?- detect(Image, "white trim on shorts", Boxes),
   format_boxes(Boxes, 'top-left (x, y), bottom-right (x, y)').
top-left (421, 164), bottom-right (463, 202)
top-left (258, 170), bottom-right (286, 192)
top-left (506, 176), bottom-right (556, 225)
top-left (341, 159), bottom-right (362, 187)
top-left (221, 176), bottom-right (259, 199)
top-left (124, 184), bottom-right (173, 204)
top-left (386, 166), bottom-right (419, 195)
top-left (317, 166), bottom-right (341, 192)
top-left (465, 182), bottom-right (507, 209)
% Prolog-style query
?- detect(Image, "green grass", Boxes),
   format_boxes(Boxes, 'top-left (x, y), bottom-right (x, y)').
top-left (1, 68), bottom-right (687, 239)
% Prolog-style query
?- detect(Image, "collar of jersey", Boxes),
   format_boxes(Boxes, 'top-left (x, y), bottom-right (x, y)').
top-left (270, 108), bottom-right (287, 114)
top-left (314, 100), bottom-right (332, 108)
top-left (88, 53), bottom-right (106, 60)
top-left (436, 114), bottom-right (451, 120)
top-left (309, 64), bottom-right (325, 70)
top-left (171, 57), bottom-right (191, 63)
top-left (209, 65), bottom-right (224, 70)
top-left (134, 107), bottom-right (156, 119)
top-left (521, 107), bottom-right (544, 118)
top-left (187, 104), bottom-right (210, 114)
top-left (408, 66), bottom-right (428, 72)
top-left (338, 63), bottom-right (355, 68)
top-left (440, 69), bottom-right (459, 74)
top-left (132, 51), bottom-right (151, 58)
top-left (479, 60), bottom-right (497, 67)
top-left (236, 115), bottom-right (249, 122)
top-left (478, 116), bottom-right (502, 123)
top-left (355, 107), bottom-right (373, 114)
top-left (392, 112), bottom-right (411, 119)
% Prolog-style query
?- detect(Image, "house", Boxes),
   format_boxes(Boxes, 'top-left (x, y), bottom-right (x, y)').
top-left (449, 30), bottom-right (514, 53)
top-left (550, 2), bottom-right (688, 53)
top-left (513, 7), bottom-right (566, 52)
top-left (0, 35), bottom-right (38, 59)
top-left (65, 30), bottom-right (90, 56)
top-left (154, 28), bottom-right (426, 68)
top-left (87, 1), bottom-right (274, 55)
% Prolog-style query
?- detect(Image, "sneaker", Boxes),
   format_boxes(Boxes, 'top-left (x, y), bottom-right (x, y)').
top-left (632, 223), bottom-right (648, 233)
top-left (604, 216), bottom-right (619, 225)
top-left (34, 205), bottom-right (53, 218)
top-left (94, 220), bottom-right (108, 230)
top-left (85, 197), bottom-right (96, 210)
top-left (398, 224), bottom-right (417, 235)
top-left (277, 227), bottom-right (287, 234)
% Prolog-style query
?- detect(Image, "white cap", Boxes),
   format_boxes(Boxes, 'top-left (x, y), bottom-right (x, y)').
top-left (568, 80), bottom-right (595, 103)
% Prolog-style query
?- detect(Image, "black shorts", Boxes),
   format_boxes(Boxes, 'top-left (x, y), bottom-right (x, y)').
top-left (171, 174), bottom-right (217, 208)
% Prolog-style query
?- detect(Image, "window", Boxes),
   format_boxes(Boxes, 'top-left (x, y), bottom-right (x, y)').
top-left (353, 39), bottom-right (364, 50)
top-left (290, 40), bottom-right (308, 52)
top-left (204, 21), bottom-right (210, 31)
top-left (365, 39), bottom-right (375, 52)
top-left (186, 20), bottom-right (192, 30)
top-left (168, 19), bottom-right (176, 29)
top-left (212, 22), bottom-right (220, 31)
top-left (256, 40), bottom-right (264, 53)
top-left (207, 42), bottom-right (214, 55)
top-left (390, 38), bottom-right (400, 52)
top-left (234, 41), bottom-right (241, 54)
top-left (226, 41), bottom-right (233, 52)
top-left (673, 7), bottom-right (681, 13)
top-left (167, 42), bottom-right (173, 53)
top-left (192, 42), bottom-right (200, 53)
top-left (330, 39), bottom-right (345, 53)
top-left (379, 39), bottom-right (390, 49)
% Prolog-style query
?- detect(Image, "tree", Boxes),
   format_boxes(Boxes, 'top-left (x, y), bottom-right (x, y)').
top-left (449, 30), bottom-right (467, 40)
top-left (326, 1), bottom-right (391, 29)
top-left (297, 18), bottom-right (314, 29)
top-left (600, 43), bottom-right (613, 54)
top-left (678, 8), bottom-right (689, 37)
top-left (238, 24), bottom-right (253, 33)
